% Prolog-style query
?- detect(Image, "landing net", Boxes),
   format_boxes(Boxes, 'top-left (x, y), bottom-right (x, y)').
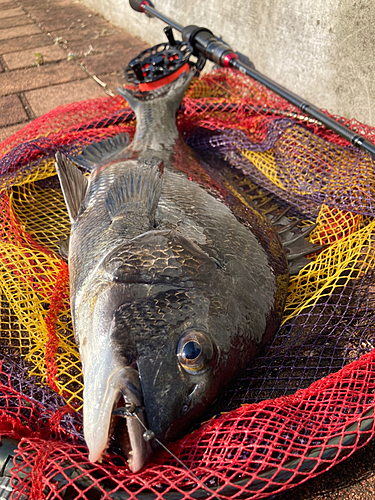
top-left (0, 68), bottom-right (375, 499)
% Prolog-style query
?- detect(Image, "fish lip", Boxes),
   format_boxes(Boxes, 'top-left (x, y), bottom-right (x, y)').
top-left (113, 368), bottom-right (151, 472)
top-left (84, 365), bottom-right (151, 472)
top-left (112, 392), bottom-right (152, 473)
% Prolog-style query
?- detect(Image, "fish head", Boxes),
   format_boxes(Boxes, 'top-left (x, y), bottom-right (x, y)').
top-left (108, 229), bottom-right (237, 442)
top-left (113, 286), bottom-right (222, 448)
top-left (82, 229), bottom-right (255, 471)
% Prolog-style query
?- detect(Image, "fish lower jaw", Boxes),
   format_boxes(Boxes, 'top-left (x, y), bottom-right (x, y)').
top-left (87, 404), bottom-right (145, 472)
top-left (112, 396), bottom-right (137, 470)
top-left (83, 362), bottom-right (150, 472)
top-left (85, 390), bottom-right (151, 473)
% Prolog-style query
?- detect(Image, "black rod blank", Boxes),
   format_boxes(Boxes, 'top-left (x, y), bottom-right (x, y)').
top-left (230, 58), bottom-right (375, 157)
top-left (141, 2), bottom-right (183, 32)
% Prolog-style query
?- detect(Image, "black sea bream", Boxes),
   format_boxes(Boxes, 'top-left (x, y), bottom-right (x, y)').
top-left (55, 68), bottom-right (294, 472)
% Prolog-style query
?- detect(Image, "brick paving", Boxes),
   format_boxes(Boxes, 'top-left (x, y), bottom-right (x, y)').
top-left (0, 0), bottom-right (146, 142)
top-left (1, 0), bottom-right (375, 498)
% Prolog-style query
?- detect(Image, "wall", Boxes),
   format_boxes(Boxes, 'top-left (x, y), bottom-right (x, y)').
top-left (81, 0), bottom-right (375, 126)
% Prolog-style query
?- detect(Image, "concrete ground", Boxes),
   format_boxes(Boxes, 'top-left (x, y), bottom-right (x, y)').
top-left (1, 0), bottom-right (375, 498)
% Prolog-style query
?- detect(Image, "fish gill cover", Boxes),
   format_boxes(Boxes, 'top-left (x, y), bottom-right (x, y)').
top-left (0, 68), bottom-right (374, 498)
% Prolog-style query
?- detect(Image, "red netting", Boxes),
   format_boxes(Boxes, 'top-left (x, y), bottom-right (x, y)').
top-left (0, 68), bottom-right (375, 499)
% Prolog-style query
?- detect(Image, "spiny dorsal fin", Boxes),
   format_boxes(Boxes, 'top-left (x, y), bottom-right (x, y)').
top-left (70, 133), bottom-right (130, 171)
top-left (276, 220), bottom-right (326, 275)
top-left (105, 156), bottom-right (163, 220)
top-left (55, 152), bottom-right (88, 223)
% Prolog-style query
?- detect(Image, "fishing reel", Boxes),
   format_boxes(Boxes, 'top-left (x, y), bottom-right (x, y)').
top-left (125, 25), bottom-right (206, 89)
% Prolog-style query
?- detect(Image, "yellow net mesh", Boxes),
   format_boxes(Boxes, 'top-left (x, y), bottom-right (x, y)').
top-left (0, 166), bottom-right (80, 407)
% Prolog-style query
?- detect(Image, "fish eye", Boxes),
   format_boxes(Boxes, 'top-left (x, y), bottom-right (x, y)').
top-left (177, 330), bottom-right (214, 373)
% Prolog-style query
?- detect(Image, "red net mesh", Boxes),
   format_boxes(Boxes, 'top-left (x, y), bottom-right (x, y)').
top-left (0, 68), bottom-right (375, 499)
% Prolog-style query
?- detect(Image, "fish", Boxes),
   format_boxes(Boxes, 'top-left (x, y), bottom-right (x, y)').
top-left (54, 67), bottom-right (314, 472)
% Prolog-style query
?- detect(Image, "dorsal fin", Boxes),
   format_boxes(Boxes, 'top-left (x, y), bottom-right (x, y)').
top-left (70, 133), bottom-right (130, 171)
top-left (55, 152), bottom-right (88, 223)
top-left (105, 156), bottom-right (163, 221)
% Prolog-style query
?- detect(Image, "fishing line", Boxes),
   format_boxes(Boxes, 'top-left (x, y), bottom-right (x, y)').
top-left (115, 405), bottom-right (223, 499)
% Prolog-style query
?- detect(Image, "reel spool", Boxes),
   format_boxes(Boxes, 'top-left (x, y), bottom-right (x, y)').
top-left (125, 26), bottom-right (206, 90)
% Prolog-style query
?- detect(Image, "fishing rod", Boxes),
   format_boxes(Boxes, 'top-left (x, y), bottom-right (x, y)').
top-left (127, 0), bottom-right (375, 158)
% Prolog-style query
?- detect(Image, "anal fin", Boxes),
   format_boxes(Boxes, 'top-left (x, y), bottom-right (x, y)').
top-left (277, 220), bottom-right (327, 275)
top-left (105, 156), bottom-right (163, 220)
top-left (55, 152), bottom-right (88, 223)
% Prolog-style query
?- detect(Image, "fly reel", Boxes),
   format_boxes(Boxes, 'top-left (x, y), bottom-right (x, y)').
top-left (125, 26), bottom-right (206, 88)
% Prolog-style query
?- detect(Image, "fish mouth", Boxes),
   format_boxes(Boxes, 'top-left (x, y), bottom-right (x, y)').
top-left (83, 365), bottom-right (151, 473)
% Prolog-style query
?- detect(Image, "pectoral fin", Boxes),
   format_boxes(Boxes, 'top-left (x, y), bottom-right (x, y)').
top-left (55, 152), bottom-right (88, 223)
top-left (58, 235), bottom-right (69, 261)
